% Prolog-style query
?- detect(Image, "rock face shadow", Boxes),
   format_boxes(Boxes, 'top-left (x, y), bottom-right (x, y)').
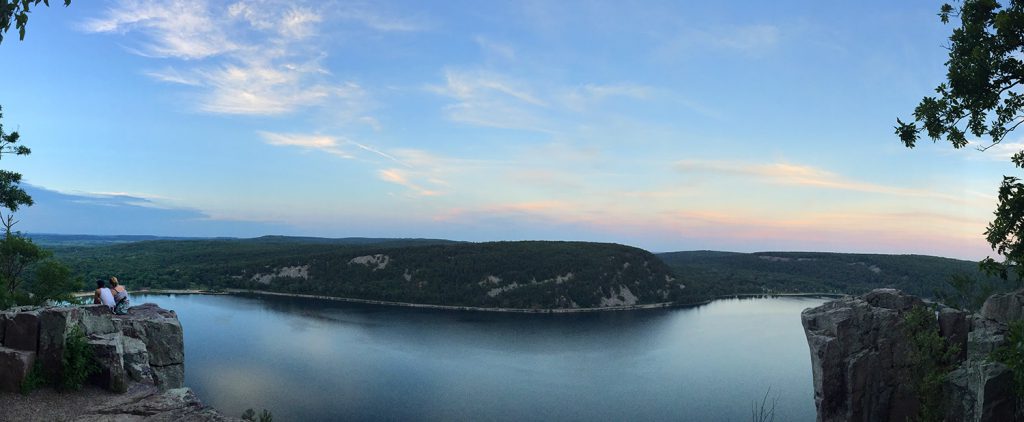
top-left (802, 288), bottom-right (1019, 422)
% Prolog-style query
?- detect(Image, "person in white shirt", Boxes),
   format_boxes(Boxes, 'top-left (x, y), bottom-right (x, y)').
top-left (93, 279), bottom-right (115, 311)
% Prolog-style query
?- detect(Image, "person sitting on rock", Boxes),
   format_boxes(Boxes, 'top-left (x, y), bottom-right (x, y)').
top-left (94, 279), bottom-right (115, 311)
top-left (110, 276), bottom-right (130, 315)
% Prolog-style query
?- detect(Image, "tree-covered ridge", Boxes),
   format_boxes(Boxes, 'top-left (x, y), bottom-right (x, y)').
top-left (28, 233), bottom-right (459, 248)
top-left (658, 250), bottom-right (1007, 301)
top-left (52, 239), bottom-right (681, 309)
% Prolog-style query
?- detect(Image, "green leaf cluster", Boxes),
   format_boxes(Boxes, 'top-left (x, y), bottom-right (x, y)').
top-left (241, 408), bottom-right (274, 422)
top-left (898, 1), bottom-right (1024, 281)
top-left (0, 0), bottom-right (70, 44)
top-left (18, 360), bottom-right (43, 395)
top-left (60, 324), bottom-right (97, 391)
top-left (993, 319), bottom-right (1024, 398)
top-left (903, 305), bottom-right (961, 422)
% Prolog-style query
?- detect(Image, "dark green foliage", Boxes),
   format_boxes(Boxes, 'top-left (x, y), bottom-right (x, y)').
top-left (993, 319), bottom-right (1024, 399)
top-left (241, 408), bottom-right (273, 422)
top-left (0, 0), bottom-right (71, 44)
top-left (658, 251), bottom-right (1006, 302)
top-left (897, 0), bottom-right (1024, 281)
top-left (19, 360), bottom-right (44, 395)
top-left (60, 324), bottom-right (97, 391)
top-left (26, 259), bottom-right (78, 305)
top-left (0, 108), bottom-right (56, 307)
top-left (0, 2), bottom-right (77, 310)
top-left (936, 273), bottom-right (999, 311)
top-left (1, 232), bottom-right (49, 294)
top-left (0, 106), bottom-right (33, 214)
top-left (52, 238), bottom-right (681, 308)
top-left (904, 305), bottom-right (960, 422)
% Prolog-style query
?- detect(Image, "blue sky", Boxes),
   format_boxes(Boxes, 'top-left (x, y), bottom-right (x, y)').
top-left (0, 0), bottom-right (1010, 259)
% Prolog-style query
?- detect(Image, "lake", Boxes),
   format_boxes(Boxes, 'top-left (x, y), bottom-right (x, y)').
top-left (134, 294), bottom-right (828, 421)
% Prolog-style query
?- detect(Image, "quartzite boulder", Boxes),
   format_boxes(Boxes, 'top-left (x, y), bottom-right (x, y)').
top-left (980, 289), bottom-right (1024, 325)
top-left (3, 310), bottom-right (40, 352)
top-left (79, 305), bottom-right (116, 336)
top-left (88, 332), bottom-right (128, 393)
top-left (113, 303), bottom-right (184, 389)
top-left (940, 307), bottom-right (970, 362)
top-left (0, 303), bottom-right (185, 392)
top-left (804, 288), bottom-right (1024, 422)
top-left (801, 289), bottom-right (923, 422)
top-left (74, 387), bottom-right (242, 421)
top-left (38, 306), bottom-right (76, 382)
top-left (946, 359), bottom-right (1015, 422)
top-left (0, 346), bottom-right (35, 392)
top-left (121, 335), bottom-right (152, 383)
top-left (114, 303), bottom-right (183, 367)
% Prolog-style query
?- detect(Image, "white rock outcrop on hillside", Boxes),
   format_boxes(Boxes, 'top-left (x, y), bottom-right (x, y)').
top-left (250, 265), bottom-right (310, 284)
top-left (349, 254), bottom-right (390, 270)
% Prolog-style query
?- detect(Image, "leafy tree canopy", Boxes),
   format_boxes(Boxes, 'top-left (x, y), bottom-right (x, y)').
top-left (0, 0), bottom-right (70, 44)
top-left (0, 0), bottom-right (71, 308)
top-left (898, 0), bottom-right (1024, 279)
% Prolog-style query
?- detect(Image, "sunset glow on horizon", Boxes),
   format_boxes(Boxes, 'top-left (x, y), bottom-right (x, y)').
top-left (0, 0), bottom-right (1008, 260)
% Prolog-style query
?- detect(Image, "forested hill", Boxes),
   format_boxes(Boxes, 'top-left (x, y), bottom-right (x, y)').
top-left (28, 233), bottom-right (458, 248)
top-left (47, 233), bottom-right (1008, 309)
top-left (52, 238), bottom-right (681, 309)
top-left (657, 250), bottom-right (1008, 300)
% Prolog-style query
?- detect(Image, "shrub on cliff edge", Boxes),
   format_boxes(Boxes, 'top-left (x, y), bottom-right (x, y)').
top-left (60, 325), bottom-right (97, 391)
top-left (903, 305), bottom-right (960, 422)
top-left (993, 319), bottom-right (1024, 399)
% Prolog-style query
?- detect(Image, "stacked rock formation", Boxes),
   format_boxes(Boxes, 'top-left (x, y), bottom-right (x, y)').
top-left (802, 288), bottom-right (1023, 422)
top-left (0, 303), bottom-right (184, 393)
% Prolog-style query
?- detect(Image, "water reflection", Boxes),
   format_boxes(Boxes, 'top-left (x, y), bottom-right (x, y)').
top-left (138, 294), bottom-right (827, 421)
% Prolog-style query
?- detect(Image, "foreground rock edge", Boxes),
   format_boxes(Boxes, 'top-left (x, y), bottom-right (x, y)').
top-left (802, 288), bottom-right (1019, 422)
top-left (1, 303), bottom-right (239, 421)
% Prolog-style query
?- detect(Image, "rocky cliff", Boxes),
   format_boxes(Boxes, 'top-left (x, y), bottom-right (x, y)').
top-left (0, 303), bottom-right (183, 393)
top-left (0, 303), bottom-right (237, 420)
top-left (802, 288), bottom-right (1021, 422)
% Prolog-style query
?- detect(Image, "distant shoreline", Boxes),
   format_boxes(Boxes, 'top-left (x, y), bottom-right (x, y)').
top-left (110, 288), bottom-right (845, 313)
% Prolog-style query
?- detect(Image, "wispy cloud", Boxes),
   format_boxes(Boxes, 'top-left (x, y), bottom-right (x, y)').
top-left (659, 23), bottom-right (782, 58)
top-left (427, 69), bottom-right (663, 130)
top-left (704, 24), bottom-right (781, 53)
top-left (144, 67), bottom-right (202, 86)
top-left (427, 69), bottom-right (552, 130)
top-left (336, 5), bottom-right (429, 32)
top-left (674, 159), bottom-right (982, 203)
top-left (82, 0), bottom-right (235, 59)
top-left (969, 141), bottom-right (1024, 160)
top-left (228, 2), bottom-right (322, 39)
top-left (83, 0), bottom-right (385, 118)
top-left (259, 131), bottom-right (353, 158)
top-left (378, 169), bottom-right (440, 196)
top-left (258, 130), bottom-right (409, 165)
top-left (560, 83), bottom-right (654, 111)
top-left (474, 36), bottom-right (516, 61)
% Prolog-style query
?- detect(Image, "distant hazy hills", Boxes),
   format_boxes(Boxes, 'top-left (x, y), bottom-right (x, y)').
top-left (656, 250), bottom-right (1006, 300)
top-left (35, 234), bottom-right (1009, 308)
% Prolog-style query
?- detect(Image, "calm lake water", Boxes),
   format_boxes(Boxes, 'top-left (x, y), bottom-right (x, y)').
top-left (135, 294), bottom-right (827, 421)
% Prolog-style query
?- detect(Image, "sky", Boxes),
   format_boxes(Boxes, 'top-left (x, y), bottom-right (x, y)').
top-left (0, 0), bottom-right (1013, 259)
